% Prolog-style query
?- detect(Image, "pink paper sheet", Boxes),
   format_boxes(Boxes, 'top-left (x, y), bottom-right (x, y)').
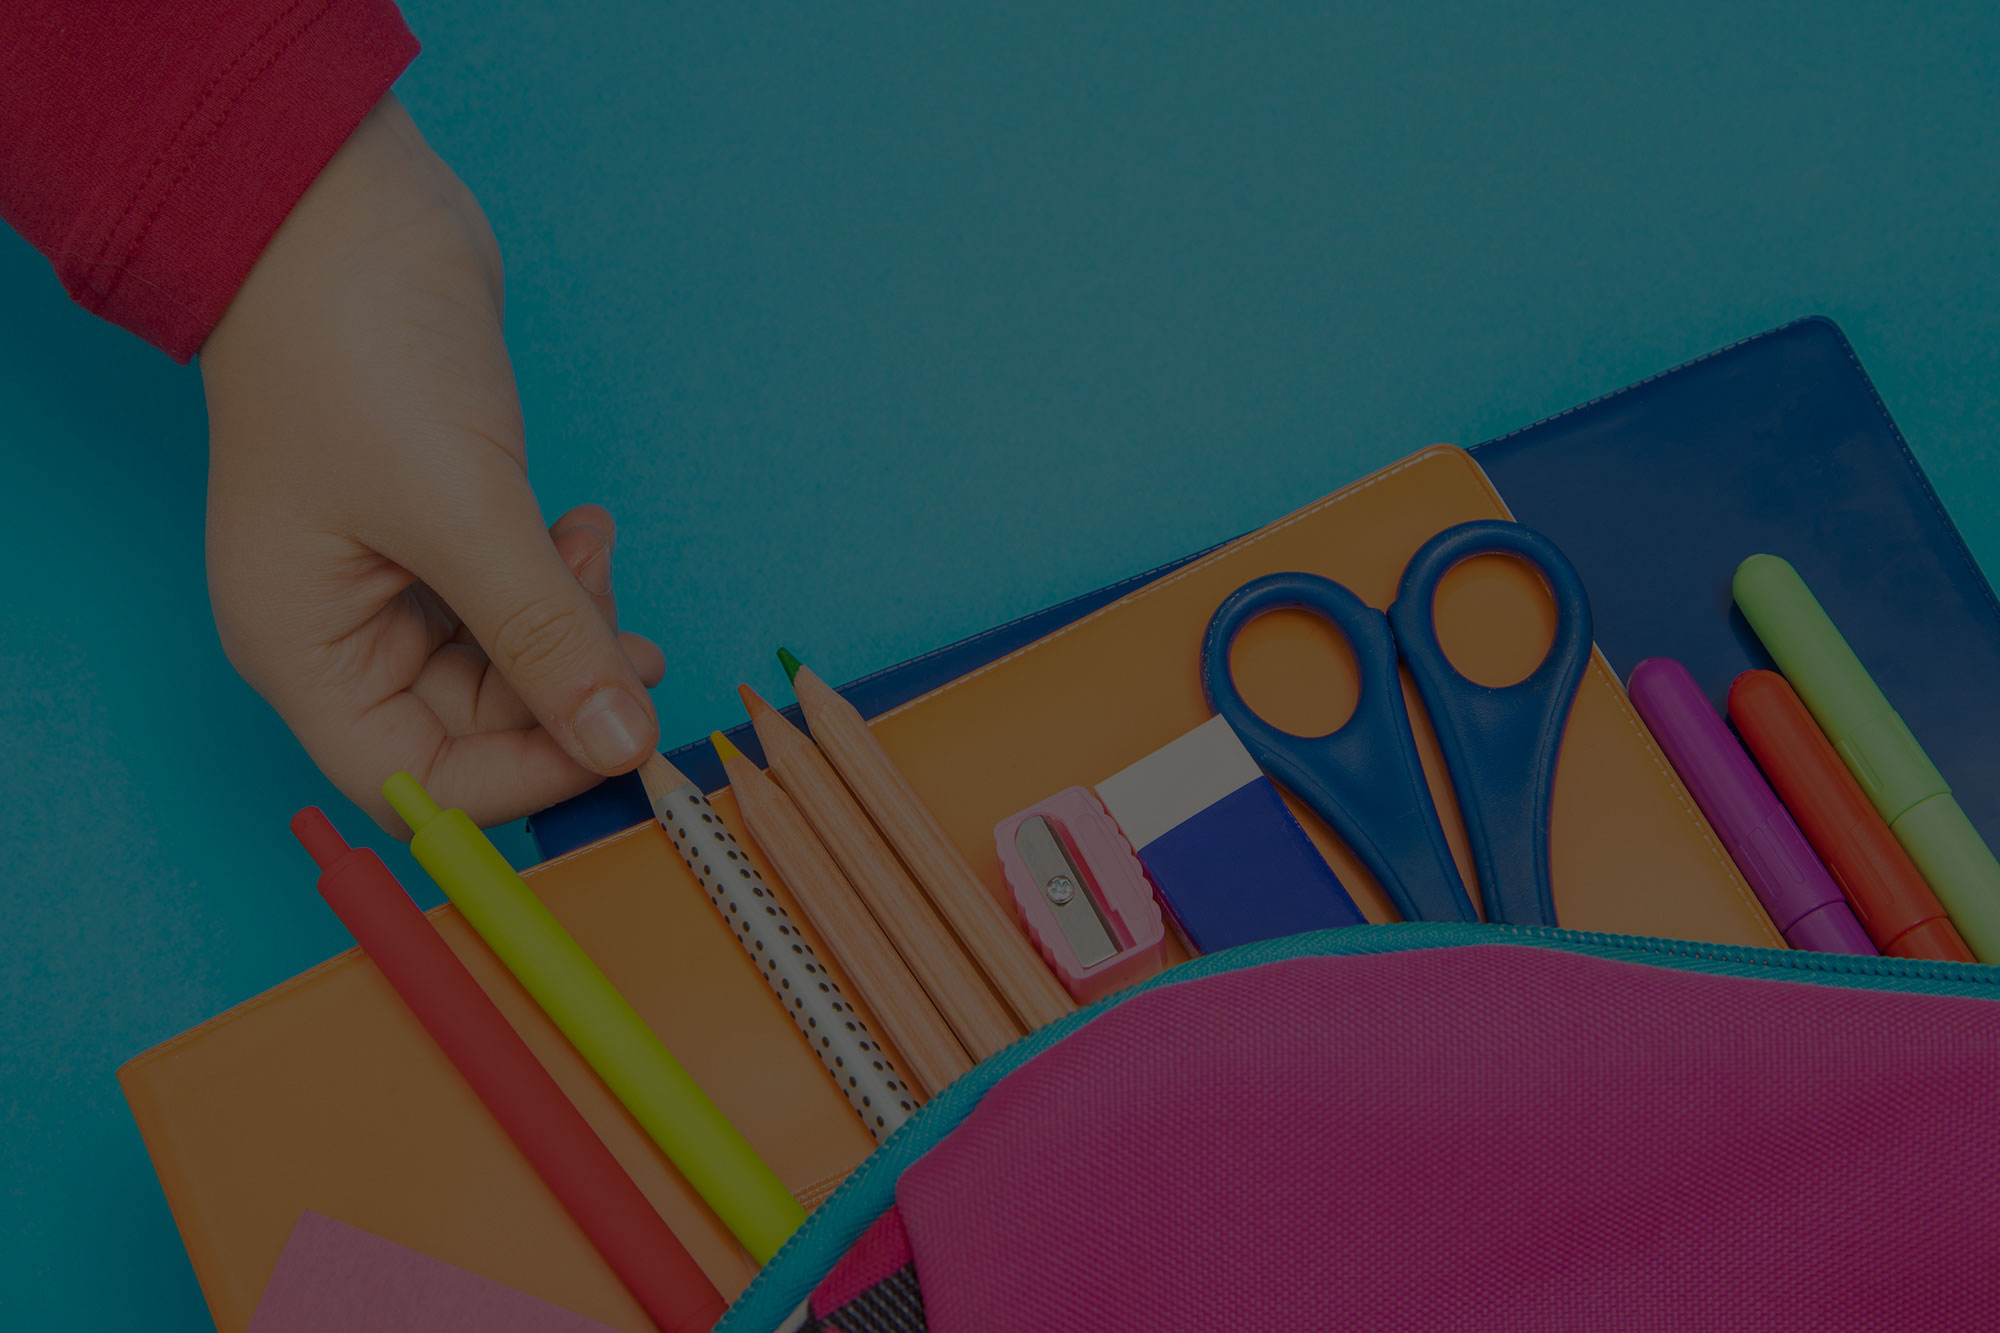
top-left (248, 1211), bottom-right (618, 1333)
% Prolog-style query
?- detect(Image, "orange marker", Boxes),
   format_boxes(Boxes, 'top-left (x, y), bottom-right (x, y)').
top-left (1729, 670), bottom-right (1975, 962)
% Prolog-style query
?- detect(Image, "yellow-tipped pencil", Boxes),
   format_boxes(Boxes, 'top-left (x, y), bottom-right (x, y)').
top-left (740, 686), bottom-right (1023, 1062)
top-left (639, 753), bottom-right (916, 1141)
top-left (712, 733), bottom-right (973, 1096)
top-left (781, 652), bottom-right (1075, 1031)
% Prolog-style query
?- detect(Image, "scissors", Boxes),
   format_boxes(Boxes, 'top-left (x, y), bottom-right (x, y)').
top-left (1199, 520), bottom-right (1592, 927)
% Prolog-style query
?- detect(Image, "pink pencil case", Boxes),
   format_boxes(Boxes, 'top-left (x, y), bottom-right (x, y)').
top-left (723, 924), bottom-right (2000, 1333)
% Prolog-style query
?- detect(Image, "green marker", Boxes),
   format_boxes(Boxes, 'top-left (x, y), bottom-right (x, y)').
top-left (1733, 555), bottom-right (2000, 962)
top-left (382, 772), bottom-right (805, 1263)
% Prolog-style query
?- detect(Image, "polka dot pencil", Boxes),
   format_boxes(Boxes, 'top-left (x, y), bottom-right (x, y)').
top-left (638, 753), bottom-right (920, 1141)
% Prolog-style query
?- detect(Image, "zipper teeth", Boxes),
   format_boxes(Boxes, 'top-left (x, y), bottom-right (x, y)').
top-left (725, 946), bottom-right (1192, 1321)
top-left (722, 956), bottom-right (1249, 1320)
top-left (1485, 922), bottom-right (2000, 987)
top-left (719, 921), bottom-right (2000, 1325)
top-left (722, 1104), bottom-right (916, 1318)
top-left (718, 999), bottom-right (1094, 1320)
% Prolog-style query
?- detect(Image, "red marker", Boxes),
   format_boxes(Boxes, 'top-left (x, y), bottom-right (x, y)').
top-left (291, 808), bottom-right (725, 1333)
top-left (1727, 673), bottom-right (1975, 963)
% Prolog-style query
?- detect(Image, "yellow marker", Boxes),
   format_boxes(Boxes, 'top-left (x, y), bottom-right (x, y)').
top-left (381, 772), bottom-right (804, 1263)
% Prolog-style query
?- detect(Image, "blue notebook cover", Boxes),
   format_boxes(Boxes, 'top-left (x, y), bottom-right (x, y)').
top-left (532, 315), bottom-right (2000, 862)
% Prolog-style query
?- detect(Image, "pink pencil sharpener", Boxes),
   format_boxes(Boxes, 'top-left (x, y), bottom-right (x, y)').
top-left (994, 786), bottom-right (1165, 1004)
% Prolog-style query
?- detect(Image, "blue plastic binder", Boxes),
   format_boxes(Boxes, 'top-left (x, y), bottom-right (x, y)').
top-left (1473, 315), bottom-right (2000, 846)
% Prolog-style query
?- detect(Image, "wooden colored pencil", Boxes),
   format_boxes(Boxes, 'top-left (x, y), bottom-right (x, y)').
top-left (782, 654), bottom-right (1076, 1031)
top-left (741, 685), bottom-right (1024, 1061)
top-left (639, 754), bottom-right (917, 1141)
top-left (713, 734), bottom-right (973, 1096)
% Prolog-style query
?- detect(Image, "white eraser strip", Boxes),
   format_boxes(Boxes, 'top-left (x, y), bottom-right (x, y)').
top-left (1094, 714), bottom-right (1263, 849)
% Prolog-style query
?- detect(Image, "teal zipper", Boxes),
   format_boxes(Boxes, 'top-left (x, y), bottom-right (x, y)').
top-left (716, 922), bottom-right (2000, 1331)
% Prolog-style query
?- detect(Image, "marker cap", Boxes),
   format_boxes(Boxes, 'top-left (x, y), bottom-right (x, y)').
top-left (1890, 915), bottom-right (1978, 965)
top-left (1727, 669), bottom-right (1967, 961)
top-left (1732, 555), bottom-right (1947, 820)
top-left (1628, 657), bottom-right (1869, 952)
top-left (1889, 793), bottom-right (2000, 961)
top-left (1783, 896), bottom-right (1877, 956)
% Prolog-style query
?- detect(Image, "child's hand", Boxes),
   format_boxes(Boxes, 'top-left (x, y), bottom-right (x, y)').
top-left (200, 93), bottom-right (665, 835)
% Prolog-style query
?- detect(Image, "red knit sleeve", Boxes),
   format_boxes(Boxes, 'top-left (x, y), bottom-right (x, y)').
top-left (0, 2), bottom-right (419, 362)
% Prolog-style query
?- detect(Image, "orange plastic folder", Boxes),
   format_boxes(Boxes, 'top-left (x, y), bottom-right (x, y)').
top-left (120, 445), bottom-right (1777, 1332)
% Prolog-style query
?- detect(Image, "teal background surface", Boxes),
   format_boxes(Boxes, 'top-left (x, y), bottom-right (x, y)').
top-left (5, 1), bottom-right (2000, 1325)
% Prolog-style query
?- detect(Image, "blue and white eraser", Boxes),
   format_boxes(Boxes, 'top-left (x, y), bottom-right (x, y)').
top-left (1094, 714), bottom-right (1363, 954)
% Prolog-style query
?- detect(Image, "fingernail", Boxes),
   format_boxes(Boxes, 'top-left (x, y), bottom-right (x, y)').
top-left (573, 687), bottom-right (651, 769)
top-left (575, 542), bottom-right (612, 597)
top-left (557, 523), bottom-right (614, 596)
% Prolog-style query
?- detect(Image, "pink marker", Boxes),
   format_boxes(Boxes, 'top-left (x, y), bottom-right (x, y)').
top-left (1627, 657), bottom-right (1876, 955)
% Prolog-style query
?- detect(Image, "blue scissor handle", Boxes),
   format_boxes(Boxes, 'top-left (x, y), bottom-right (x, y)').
top-left (1200, 573), bottom-right (1478, 925)
top-left (1388, 520), bottom-right (1593, 928)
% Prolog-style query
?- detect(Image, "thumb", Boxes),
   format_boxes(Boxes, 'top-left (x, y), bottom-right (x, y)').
top-left (416, 499), bottom-right (660, 775)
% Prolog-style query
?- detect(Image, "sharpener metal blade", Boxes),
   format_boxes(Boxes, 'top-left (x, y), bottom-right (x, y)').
top-left (1014, 816), bottom-right (1119, 968)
